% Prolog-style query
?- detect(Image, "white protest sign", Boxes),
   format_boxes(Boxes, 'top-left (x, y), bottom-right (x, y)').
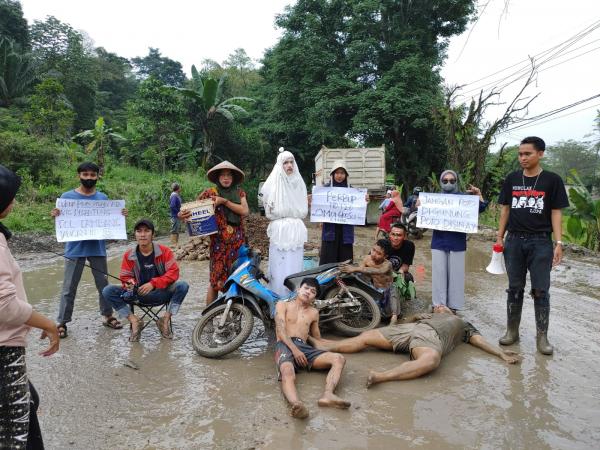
top-left (310, 186), bottom-right (367, 226)
top-left (416, 192), bottom-right (480, 233)
top-left (55, 199), bottom-right (127, 242)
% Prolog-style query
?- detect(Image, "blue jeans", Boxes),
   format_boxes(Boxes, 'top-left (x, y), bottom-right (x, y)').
top-left (503, 232), bottom-right (553, 302)
top-left (102, 281), bottom-right (189, 319)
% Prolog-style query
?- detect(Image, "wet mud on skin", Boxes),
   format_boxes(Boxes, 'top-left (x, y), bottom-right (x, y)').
top-left (18, 226), bottom-right (600, 449)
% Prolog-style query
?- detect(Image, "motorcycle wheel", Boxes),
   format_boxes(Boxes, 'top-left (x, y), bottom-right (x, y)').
top-left (192, 302), bottom-right (254, 358)
top-left (326, 285), bottom-right (382, 337)
top-left (408, 222), bottom-right (424, 239)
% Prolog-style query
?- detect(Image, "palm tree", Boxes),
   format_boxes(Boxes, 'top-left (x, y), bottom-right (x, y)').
top-left (73, 117), bottom-right (126, 175)
top-left (0, 38), bottom-right (38, 107)
top-left (175, 65), bottom-right (254, 167)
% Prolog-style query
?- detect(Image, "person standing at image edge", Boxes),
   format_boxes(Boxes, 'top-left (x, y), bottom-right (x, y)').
top-left (496, 136), bottom-right (569, 355)
top-left (430, 169), bottom-right (488, 311)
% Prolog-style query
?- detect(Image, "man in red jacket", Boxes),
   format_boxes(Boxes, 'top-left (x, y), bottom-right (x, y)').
top-left (102, 219), bottom-right (189, 341)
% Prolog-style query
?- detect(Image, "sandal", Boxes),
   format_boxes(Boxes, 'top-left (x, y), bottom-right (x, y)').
top-left (128, 320), bottom-right (144, 342)
top-left (57, 323), bottom-right (68, 339)
top-left (156, 317), bottom-right (173, 339)
top-left (103, 316), bottom-right (123, 330)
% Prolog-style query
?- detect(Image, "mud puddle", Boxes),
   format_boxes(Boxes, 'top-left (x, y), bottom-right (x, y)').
top-left (18, 228), bottom-right (600, 449)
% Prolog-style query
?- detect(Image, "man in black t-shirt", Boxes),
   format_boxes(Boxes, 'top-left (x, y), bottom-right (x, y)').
top-left (496, 136), bottom-right (569, 355)
top-left (387, 223), bottom-right (415, 281)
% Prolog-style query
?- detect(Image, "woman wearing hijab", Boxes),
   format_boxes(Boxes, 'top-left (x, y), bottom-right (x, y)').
top-left (377, 190), bottom-right (404, 238)
top-left (261, 149), bottom-right (308, 297)
top-left (1, 164), bottom-right (59, 449)
top-left (319, 160), bottom-right (356, 264)
top-left (431, 170), bottom-right (488, 311)
top-left (180, 161), bottom-right (249, 304)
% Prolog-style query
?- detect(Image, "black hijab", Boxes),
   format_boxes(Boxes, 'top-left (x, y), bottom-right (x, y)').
top-left (0, 164), bottom-right (22, 240)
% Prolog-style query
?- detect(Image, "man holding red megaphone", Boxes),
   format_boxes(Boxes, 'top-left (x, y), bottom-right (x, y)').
top-left (495, 136), bottom-right (569, 355)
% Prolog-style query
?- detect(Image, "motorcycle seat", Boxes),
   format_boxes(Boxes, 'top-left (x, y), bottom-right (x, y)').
top-left (284, 262), bottom-right (339, 281)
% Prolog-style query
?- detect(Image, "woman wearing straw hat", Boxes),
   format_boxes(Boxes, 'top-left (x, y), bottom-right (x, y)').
top-left (261, 149), bottom-right (308, 297)
top-left (180, 161), bottom-right (249, 304)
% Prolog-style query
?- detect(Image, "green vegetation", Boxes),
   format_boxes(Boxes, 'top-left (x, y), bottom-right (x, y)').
top-left (5, 159), bottom-right (211, 235)
top-left (1, 0), bottom-right (599, 249)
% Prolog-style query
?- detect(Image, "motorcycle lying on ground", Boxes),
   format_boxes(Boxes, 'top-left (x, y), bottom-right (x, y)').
top-left (191, 245), bottom-right (382, 358)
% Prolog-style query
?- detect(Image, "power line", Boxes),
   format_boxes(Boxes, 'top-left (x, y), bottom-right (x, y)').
top-left (459, 18), bottom-right (600, 89)
top-left (457, 20), bottom-right (600, 96)
top-left (498, 97), bottom-right (600, 135)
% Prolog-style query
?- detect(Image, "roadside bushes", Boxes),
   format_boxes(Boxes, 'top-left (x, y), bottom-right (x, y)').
top-left (0, 130), bottom-right (60, 183)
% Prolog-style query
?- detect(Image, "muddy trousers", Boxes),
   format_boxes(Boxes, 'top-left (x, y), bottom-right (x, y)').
top-left (503, 233), bottom-right (553, 344)
top-left (57, 256), bottom-right (112, 324)
top-left (0, 347), bottom-right (44, 450)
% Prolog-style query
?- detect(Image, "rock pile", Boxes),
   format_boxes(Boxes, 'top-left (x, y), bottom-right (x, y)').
top-left (175, 235), bottom-right (211, 261)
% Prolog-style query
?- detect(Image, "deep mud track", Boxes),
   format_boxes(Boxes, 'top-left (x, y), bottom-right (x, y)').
top-left (18, 224), bottom-right (600, 449)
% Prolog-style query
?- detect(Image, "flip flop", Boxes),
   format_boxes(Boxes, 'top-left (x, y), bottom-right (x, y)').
top-left (57, 323), bottom-right (68, 339)
top-left (128, 320), bottom-right (144, 342)
top-left (103, 317), bottom-right (123, 330)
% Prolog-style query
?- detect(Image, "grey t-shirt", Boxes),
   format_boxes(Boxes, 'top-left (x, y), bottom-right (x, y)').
top-left (419, 314), bottom-right (480, 355)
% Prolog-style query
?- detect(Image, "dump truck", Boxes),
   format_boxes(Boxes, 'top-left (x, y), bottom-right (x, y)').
top-left (314, 145), bottom-right (387, 224)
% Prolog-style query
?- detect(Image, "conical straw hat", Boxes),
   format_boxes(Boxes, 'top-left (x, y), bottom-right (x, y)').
top-left (206, 160), bottom-right (245, 184)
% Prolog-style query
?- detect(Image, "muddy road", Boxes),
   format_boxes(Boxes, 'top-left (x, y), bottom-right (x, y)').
top-left (18, 224), bottom-right (600, 449)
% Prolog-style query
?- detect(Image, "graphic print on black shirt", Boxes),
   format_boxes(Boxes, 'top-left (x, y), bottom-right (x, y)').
top-left (136, 249), bottom-right (157, 285)
top-left (498, 170), bottom-right (569, 233)
top-left (388, 240), bottom-right (415, 272)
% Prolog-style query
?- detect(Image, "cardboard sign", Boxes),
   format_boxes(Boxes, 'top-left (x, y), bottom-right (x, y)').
top-left (55, 199), bottom-right (126, 242)
top-left (181, 199), bottom-right (218, 237)
top-left (416, 192), bottom-right (480, 233)
top-left (310, 186), bottom-right (367, 226)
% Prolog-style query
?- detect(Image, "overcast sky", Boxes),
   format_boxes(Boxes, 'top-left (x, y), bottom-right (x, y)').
top-left (20, 0), bottom-right (600, 149)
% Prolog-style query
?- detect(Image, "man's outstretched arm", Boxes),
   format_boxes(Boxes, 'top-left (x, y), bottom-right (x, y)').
top-left (469, 334), bottom-right (521, 364)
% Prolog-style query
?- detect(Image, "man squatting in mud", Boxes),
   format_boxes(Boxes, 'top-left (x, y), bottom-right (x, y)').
top-left (275, 277), bottom-right (351, 419)
top-left (309, 305), bottom-right (520, 388)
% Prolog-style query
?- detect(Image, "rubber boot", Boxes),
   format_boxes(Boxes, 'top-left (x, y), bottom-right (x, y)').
top-left (534, 303), bottom-right (554, 355)
top-left (169, 233), bottom-right (179, 249)
top-left (499, 290), bottom-right (523, 345)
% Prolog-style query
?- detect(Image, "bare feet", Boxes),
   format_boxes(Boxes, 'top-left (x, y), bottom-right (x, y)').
top-left (366, 371), bottom-right (378, 389)
top-left (157, 316), bottom-right (173, 339)
top-left (317, 393), bottom-right (351, 409)
top-left (290, 401), bottom-right (309, 419)
top-left (390, 315), bottom-right (398, 325)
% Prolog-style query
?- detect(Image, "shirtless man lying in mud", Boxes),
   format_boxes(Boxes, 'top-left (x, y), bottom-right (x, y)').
top-left (309, 305), bottom-right (521, 388)
top-left (275, 277), bottom-right (350, 419)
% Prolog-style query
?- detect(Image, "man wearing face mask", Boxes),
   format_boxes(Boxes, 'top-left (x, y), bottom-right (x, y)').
top-left (50, 162), bottom-right (126, 338)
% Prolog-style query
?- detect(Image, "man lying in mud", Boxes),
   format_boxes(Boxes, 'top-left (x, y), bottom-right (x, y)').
top-left (309, 305), bottom-right (521, 388)
top-left (275, 277), bottom-right (350, 419)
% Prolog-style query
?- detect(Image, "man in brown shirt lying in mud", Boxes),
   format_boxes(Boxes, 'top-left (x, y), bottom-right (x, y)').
top-left (309, 305), bottom-right (521, 387)
top-left (275, 277), bottom-right (350, 419)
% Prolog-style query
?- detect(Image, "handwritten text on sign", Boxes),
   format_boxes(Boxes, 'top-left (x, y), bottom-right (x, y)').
top-left (416, 193), bottom-right (480, 233)
top-left (310, 186), bottom-right (367, 226)
top-left (55, 199), bottom-right (127, 242)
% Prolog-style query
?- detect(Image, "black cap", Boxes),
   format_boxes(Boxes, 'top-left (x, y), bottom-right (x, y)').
top-left (133, 219), bottom-right (155, 233)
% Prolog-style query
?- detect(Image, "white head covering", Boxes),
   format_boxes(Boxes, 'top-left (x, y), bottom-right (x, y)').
top-left (261, 149), bottom-right (308, 251)
top-left (261, 149), bottom-right (308, 220)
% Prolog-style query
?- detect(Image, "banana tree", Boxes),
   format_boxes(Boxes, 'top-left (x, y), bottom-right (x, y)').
top-left (566, 170), bottom-right (600, 251)
top-left (73, 117), bottom-right (126, 175)
top-left (0, 38), bottom-right (38, 107)
top-left (175, 65), bottom-right (254, 167)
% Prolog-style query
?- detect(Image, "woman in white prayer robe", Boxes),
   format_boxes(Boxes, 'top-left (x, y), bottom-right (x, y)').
top-left (260, 149), bottom-right (308, 297)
